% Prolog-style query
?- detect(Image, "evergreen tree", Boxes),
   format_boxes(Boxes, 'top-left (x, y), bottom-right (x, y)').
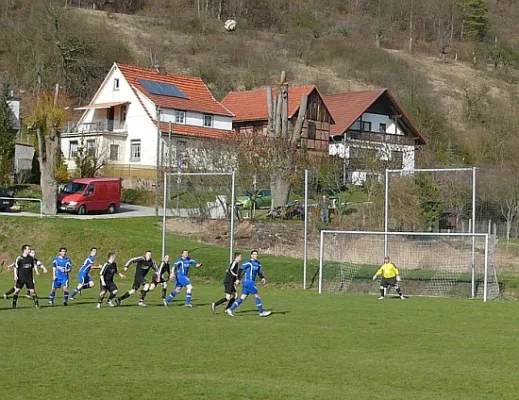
top-left (0, 81), bottom-right (15, 185)
top-left (460, 0), bottom-right (489, 40)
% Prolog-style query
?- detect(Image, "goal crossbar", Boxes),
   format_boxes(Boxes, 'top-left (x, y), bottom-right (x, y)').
top-left (319, 230), bottom-right (492, 302)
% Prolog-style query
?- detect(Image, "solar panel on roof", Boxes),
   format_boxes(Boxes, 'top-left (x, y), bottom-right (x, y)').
top-left (138, 79), bottom-right (189, 99)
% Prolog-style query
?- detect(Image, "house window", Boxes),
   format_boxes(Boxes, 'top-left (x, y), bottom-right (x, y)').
top-left (176, 140), bottom-right (187, 167)
top-left (391, 151), bottom-right (404, 168)
top-left (120, 105), bottom-right (127, 123)
top-left (307, 121), bottom-right (316, 140)
top-left (379, 123), bottom-right (387, 133)
top-left (114, 78), bottom-right (120, 90)
top-left (175, 110), bottom-right (185, 124)
top-left (86, 139), bottom-right (96, 156)
top-left (130, 139), bottom-right (141, 161)
top-left (69, 141), bottom-right (79, 158)
top-left (109, 144), bottom-right (119, 161)
top-left (361, 121), bottom-right (372, 132)
top-left (203, 114), bottom-right (213, 128)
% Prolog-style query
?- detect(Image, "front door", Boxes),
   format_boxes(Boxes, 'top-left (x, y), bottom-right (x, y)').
top-left (107, 107), bottom-right (115, 131)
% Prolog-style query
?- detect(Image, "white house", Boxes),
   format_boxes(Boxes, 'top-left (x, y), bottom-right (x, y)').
top-left (324, 89), bottom-right (426, 184)
top-left (61, 63), bottom-right (235, 182)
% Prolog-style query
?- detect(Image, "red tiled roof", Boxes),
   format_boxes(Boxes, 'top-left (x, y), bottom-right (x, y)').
top-left (159, 122), bottom-right (233, 140)
top-left (323, 89), bottom-right (426, 144)
top-left (116, 63), bottom-right (234, 117)
top-left (221, 85), bottom-right (318, 122)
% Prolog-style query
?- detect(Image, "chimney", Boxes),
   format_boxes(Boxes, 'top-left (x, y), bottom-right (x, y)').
top-left (155, 65), bottom-right (166, 75)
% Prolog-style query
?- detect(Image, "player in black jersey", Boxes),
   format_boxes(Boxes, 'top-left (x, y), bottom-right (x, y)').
top-left (3, 248), bottom-right (47, 300)
top-left (211, 252), bottom-right (242, 313)
top-left (149, 255), bottom-right (172, 306)
top-left (12, 244), bottom-right (40, 309)
top-left (97, 253), bottom-right (125, 308)
top-left (114, 250), bottom-right (158, 307)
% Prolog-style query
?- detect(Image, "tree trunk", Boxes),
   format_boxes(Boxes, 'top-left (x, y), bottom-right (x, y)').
top-left (39, 129), bottom-right (60, 215)
top-left (270, 170), bottom-right (291, 209)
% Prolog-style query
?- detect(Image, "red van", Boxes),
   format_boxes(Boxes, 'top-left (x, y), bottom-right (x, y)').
top-left (58, 178), bottom-right (122, 215)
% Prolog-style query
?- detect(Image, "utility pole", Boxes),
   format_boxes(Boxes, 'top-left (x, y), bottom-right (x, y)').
top-left (155, 106), bottom-right (161, 217)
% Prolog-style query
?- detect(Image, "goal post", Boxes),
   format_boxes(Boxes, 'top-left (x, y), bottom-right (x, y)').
top-left (318, 230), bottom-right (499, 302)
top-left (161, 171), bottom-right (236, 264)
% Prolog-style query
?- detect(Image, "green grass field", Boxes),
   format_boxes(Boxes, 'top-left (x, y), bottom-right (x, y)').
top-left (1, 216), bottom-right (519, 399)
top-left (1, 279), bottom-right (518, 400)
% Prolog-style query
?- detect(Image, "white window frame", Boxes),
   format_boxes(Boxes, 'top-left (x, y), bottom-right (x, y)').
top-left (130, 139), bottom-right (141, 162)
top-left (203, 114), bottom-right (213, 128)
top-left (114, 78), bottom-right (120, 90)
top-left (69, 140), bottom-right (79, 158)
top-left (86, 139), bottom-right (96, 156)
top-left (175, 110), bottom-right (185, 124)
top-left (109, 144), bottom-right (119, 161)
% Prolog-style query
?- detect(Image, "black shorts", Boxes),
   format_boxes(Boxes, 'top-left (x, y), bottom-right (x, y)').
top-left (16, 278), bottom-right (34, 290)
top-left (132, 276), bottom-right (148, 290)
top-left (381, 277), bottom-right (397, 288)
top-left (224, 281), bottom-right (237, 295)
top-left (101, 281), bottom-right (118, 293)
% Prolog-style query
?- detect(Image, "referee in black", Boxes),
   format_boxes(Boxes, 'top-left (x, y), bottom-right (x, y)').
top-left (12, 244), bottom-right (40, 309)
top-left (211, 252), bottom-right (242, 313)
top-left (114, 250), bottom-right (158, 307)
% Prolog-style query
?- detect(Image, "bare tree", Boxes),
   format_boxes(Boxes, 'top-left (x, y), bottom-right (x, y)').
top-left (266, 71), bottom-right (307, 209)
top-left (27, 84), bottom-right (70, 215)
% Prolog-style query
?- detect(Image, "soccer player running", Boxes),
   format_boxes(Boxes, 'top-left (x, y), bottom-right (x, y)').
top-left (97, 252), bottom-right (125, 308)
top-left (211, 252), bottom-right (242, 313)
top-left (165, 249), bottom-right (202, 307)
top-left (225, 250), bottom-right (271, 318)
top-left (49, 247), bottom-right (72, 306)
top-left (12, 244), bottom-right (40, 309)
top-left (372, 256), bottom-right (405, 300)
top-left (149, 255), bottom-right (172, 306)
top-left (70, 247), bottom-right (99, 300)
top-left (3, 248), bottom-right (47, 300)
top-left (114, 250), bottom-right (157, 307)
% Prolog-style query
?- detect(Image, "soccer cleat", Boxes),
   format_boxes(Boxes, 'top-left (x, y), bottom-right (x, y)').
top-left (108, 300), bottom-right (115, 307)
top-left (259, 311), bottom-right (272, 317)
top-left (211, 303), bottom-right (216, 313)
top-left (185, 303), bottom-right (193, 308)
top-left (400, 295), bottom-right (405, 300)
top-left (162, 299), bottom-right (168, 307)
top-left (138, 301), bottom-right (147, 307)
top-left (2, 294), bottom-right (7, 300)
top-left (96, 303), bottom-right (101, 309)
top-left (34, 304), bottom-right (39, 309)
top-left (48, 301), bottom-right (54, 305)
top-left (25, 294), bottom-right (32, 299)
top-left (63, 302), bottom-right (68, 307)
top-left (225, 309), bottom-right (234, 317)
top-left (114, 298), bottom-right (121, 307)
top-left (378, 296), bottom-right (385, 300)
top-left (69, 297), bottom-right (75, 301)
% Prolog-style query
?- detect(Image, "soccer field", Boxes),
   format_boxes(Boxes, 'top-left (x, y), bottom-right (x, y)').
top-left (1, 279), bottom-right (518, 400)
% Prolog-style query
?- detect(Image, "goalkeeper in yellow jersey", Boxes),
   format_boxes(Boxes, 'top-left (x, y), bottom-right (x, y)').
top-left (372, 256), bottom-right (405, 300)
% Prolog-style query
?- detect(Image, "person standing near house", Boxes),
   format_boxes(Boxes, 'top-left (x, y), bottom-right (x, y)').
top-left (320, 195), bottom-right (330, 223)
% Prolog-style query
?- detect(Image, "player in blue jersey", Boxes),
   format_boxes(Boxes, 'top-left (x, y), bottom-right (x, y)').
top-left (49, 247), bottom-right (72, 306)
top-left (164, 249), bottom-right (202, 307)
top-left (70, 248), bottom-right (99, 300)
top-left (225, 249), bottom-right (271, 317)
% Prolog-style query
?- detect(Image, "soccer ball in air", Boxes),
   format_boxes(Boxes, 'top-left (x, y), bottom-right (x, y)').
top-left (224, 19), bottom-right (237, 32)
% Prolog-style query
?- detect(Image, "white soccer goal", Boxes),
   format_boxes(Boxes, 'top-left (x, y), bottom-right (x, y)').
top-left (318, 230), bottom-right (499, 302)
top-left (161, 171), bottom-right (236, 264)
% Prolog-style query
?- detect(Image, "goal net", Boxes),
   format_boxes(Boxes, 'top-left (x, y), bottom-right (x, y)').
top-left (318, 231), bottom-right (499, 302)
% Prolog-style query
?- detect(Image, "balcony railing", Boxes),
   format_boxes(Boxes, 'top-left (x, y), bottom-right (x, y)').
top-left (66, 120), bottom-right (127, 134)
top-left (346, 130), bottom-right (415, 146)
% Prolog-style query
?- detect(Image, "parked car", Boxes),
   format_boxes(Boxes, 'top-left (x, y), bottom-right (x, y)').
top-left (235, 189), bottom-right (272, 209)
top-left (0, 187), bottom-right (14, 212)
top-left (58, 178), bottom-right (122, 215)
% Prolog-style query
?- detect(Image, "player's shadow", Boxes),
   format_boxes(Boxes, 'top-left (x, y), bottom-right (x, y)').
top-left (234, 310), bottom-right (289, 316)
